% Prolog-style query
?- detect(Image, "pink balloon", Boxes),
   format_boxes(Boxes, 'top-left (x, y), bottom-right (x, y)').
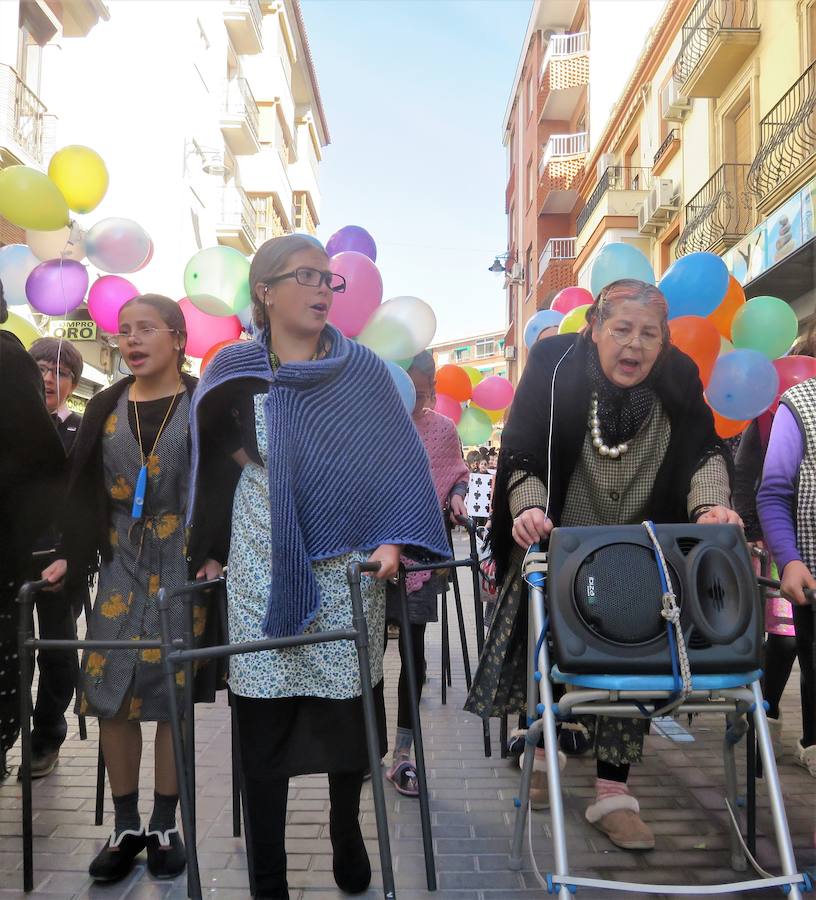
top-left (87, 275), bottom-right (139, 332)
top-left (551, 286), bottom-right (594, 315)
top-left (328, 251), bottom-right (383, 337)
top-left (434, 393), bottom-right (462, 424)
top-left (133, 239), bottom-right (154, 272)
top-left (179, 297), bottom-right (242, 358)
top-left (472, 375), bottom-right (514, 411)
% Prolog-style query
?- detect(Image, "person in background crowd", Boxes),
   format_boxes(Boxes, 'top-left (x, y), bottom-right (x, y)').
top-left (478, 457), bottom-right (490, 475)
top-left (466, 280), bottom-right (739, 849)
top-left (0, 282), bottom-right (65, 780)
top-left (42, 295), bottom-right (224, 883)
top-left (487, 449), bottom-right (498, 472)
top-left (466, 450), bottom-right (481, 473)
top-left (757, 374), bottom-right (816, 779)
top-left (734, 323), bottom-right (816, 759)
top-left (25, 338), bottom-right (89, 779)
top-left (189, 234), bottom-right (449, 899)
top-left (384, 351), bottom-right (469, 797)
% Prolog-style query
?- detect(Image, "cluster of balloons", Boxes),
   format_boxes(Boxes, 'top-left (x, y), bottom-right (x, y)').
top-left (0, 145), bottom-right (155, 348)
top-left (432, 364), bottom-right (515, 446)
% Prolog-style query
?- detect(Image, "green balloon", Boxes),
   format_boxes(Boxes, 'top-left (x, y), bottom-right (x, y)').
top-left (184, 246), bottom-right (251, 317)
top-left (395, 357), bottom-right (414, 370)
top-left (731, 295), bottom-right (798, 360)
top-left (457, 406), bottom-right (493, 446)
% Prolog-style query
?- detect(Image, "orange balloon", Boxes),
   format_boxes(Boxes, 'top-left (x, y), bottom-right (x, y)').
top-left (669, 316), bottom-right (721, 386)
top-left (711, 408), bottom-right (749, 439)
top-left (708, 276), bottom-right (746, 340)
top-left (201, 338), bottom-right (242, 372)
top-left (436, 364), bottom-right (472, 402)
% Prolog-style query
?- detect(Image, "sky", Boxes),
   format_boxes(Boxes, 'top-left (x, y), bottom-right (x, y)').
top-left (300, 0), bottom-right (532, 344)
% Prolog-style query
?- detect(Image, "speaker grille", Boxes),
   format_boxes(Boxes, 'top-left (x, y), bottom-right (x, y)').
top-left (573, 544), bottom-right (677, 645)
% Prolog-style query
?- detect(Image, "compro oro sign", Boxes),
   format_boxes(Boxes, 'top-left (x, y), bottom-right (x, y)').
top-left (47, 320), bottom-right (98, 341)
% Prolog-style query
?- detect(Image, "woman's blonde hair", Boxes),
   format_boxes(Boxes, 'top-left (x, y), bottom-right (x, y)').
top-left (248, 234), bottom-right (327, 328)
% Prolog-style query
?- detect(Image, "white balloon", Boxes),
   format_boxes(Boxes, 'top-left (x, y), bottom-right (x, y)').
top-left (85, 217), bottom-right (151, 273)
top-left (26, 221), bottom-right (86, 262)
top-left (357, 295), bottom-right (437, 361)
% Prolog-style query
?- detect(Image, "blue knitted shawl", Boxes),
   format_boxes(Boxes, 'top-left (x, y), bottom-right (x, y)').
top-left (188, 325), bottom-right (450, 638)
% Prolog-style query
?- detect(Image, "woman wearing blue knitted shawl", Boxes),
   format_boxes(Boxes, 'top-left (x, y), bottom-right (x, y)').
top-left (187, 234), bottom-right (450, 899)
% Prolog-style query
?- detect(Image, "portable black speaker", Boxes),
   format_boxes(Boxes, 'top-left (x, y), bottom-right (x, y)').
top-left (545, 524), bottom-right (762, 674)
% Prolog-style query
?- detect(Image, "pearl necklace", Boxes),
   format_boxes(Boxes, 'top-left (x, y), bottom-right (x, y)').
top-left (589, 392), bottom-right (629, 459)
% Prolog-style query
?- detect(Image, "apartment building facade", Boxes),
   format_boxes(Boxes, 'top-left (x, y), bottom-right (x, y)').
top-left (503, 0), bottom-right (816, 383)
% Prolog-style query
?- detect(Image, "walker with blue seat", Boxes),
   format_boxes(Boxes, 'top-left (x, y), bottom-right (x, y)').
top-left (508, 525), bottom-right (810, 899)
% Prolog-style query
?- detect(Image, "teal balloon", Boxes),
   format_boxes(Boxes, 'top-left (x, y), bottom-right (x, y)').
top-left (184, 246), bottom-right (251, 317)
top-left (394, 357), bottom-right (414, 370)
top-left (731, 295), bottom-right (798, 360)
top-left (457, 406), bottom-right (493, 446)
top-left (385, 360), bottom-right (416, 413)
top-left (590, 243), bottom-right (655, 297)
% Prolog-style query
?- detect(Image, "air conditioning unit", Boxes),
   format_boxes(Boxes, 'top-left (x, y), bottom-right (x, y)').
top-left (661, 80), bottom-right (692, 122)
top-left (504, 345), bottom-right (517, 360)
top-left (596, 152), bottom-right (614, 181)
top-left (508, 262), bottom-right (524, 282)
top-left (638, 178), bottom-right (679, 234)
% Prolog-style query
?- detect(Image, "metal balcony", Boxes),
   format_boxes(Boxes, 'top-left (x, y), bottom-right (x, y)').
top-left (538, 32), bottom-right (589, 121)
top-left (748, 61), bottom-right (816, 215)
top-left (220, 78), bottom-right (260, 155)
top-left (538, 132), bottom-right (587, 214)
top-left (673, 0), bottom-right (759, 98)
top-left (537, 237), bottom-right (577, 303)
top-left (223, 0), bottom-right (263, 54)
top-left (0, 64), bottom-right (53, 165)
top-left (576, 166), bottom-right (652, 238)
top-left (653, 128), bottom-right (681, 176)
top-left (216, 184), bottom-right (257, 254)
top-left (676, 163), bottom-right (757, 256)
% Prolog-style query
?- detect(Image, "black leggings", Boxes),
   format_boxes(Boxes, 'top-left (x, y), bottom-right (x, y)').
top-left (792, 604), bottom-right (816, 747)
top-left (762, 633), bottom-right (798, 720)
top-left (385, 622), bottom-right (426, 731)
top-left (242, 769), bottom-right (364, 898)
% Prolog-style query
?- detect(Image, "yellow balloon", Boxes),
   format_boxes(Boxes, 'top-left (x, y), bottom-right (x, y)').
top-left (26, 224), bottom-right (86, 262)
top-left (0, 166), bottom-right (69, 231)
top-left (558, 303), bottom-right (591, 335)
top-left (461, 365), bottom-right (483, 387)
top-left (472, 404), bottom-right (504, 424)
top-left (0, 311), bottom-right (41, 348)
top-left (48, 145), bottom-right (109, 214)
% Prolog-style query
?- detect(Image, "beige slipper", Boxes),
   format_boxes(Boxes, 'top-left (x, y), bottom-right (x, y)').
top-left (521, 749), bottom-right (566, 810)
top-left (586, 794), bottom-right (655, 850)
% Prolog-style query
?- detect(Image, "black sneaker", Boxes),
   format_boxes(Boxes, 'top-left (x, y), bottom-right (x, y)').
top-left (146, 827), bottom-right (186, 879)
top-left (18, 749), bottom-right (59, 780)
top-left (89, 829), bottom-right (147, 882)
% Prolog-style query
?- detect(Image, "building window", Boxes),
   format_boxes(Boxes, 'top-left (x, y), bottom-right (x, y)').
top-left (250, 193), bottom-right (289, 243)
top-left (474, 338), bottom-right (497, 359)
top-left (526, 157), bottom-right (533, 208)
top-left (454, 346), bottom-right (471, 362)
top-left (292, 192), bottom-right (316, 234)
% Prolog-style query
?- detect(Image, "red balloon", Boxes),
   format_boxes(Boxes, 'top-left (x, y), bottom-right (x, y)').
top-left (179, 297), bottom-right (242, 358)
top-left (551, 286), bottom-right (593, 315)
top-left (770, 356), bottom-right (816, 413)
top-left (669, 315), bottom-right (721, 386)
top-left (201, 338), bottom-right (242, 372)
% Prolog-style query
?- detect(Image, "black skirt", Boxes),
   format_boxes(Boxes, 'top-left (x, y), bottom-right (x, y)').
top-left (233, 680), bottom-right (387, 779)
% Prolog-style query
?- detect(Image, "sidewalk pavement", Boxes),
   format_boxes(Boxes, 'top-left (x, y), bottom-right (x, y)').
top-left (1, 532), bottom-right (814, 899)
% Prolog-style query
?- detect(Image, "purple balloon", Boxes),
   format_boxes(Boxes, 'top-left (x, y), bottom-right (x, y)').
top-left (325, 225), bottom-right (377, 262)
top-left (25, 259), bottom-right (88, 315)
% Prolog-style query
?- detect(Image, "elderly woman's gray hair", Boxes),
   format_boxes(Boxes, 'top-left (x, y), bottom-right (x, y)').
top-left (248, 234), bottom-right (327, 328)
top-left (587, 278), bottom-right (670, 341)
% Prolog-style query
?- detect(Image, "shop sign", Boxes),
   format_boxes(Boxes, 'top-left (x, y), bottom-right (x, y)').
top-left (47, 319), bottom-right (98, 341)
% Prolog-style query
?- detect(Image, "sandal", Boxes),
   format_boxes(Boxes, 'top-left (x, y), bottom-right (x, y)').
top-left (385, 759), bottom-right (419, 797)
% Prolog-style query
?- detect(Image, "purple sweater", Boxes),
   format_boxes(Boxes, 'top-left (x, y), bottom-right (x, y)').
top-left (756, 404), bottom-right (802, 572)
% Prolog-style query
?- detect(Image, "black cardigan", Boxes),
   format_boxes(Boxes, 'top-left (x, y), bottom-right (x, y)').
top-left (61, 373), bottom-right (204, 577)
top-left (491, 333), bottom-right (730, 583)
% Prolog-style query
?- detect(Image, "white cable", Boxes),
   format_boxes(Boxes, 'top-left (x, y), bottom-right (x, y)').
top-left (527, 800), bottom-right (553, 892)
top-left (543, 345), bottom-right (573, 524)
top-left (724, 797), bottom-right (773, 879)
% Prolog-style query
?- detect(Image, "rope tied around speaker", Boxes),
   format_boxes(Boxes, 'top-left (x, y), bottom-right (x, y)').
top-left (643, 521), bottom-right (693, 717)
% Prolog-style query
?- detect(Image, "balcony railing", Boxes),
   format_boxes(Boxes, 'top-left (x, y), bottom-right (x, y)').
top-left (540, 31), bottom-right (589, 82)
top-left (538, 237), bottom-right (576, 274)
top-left (222, 77), bottom-right (259, 145)
top-left (539, 132), bottom-right (588, 175)
top-left (218, 184), bottom-right (257, 249)
top-left (654, 129), bottom-right (680, 167)
top-left (576, 166), bottom-right (652, 235)
top-left (0, 64), bottom-right (49, 164)
top-left (673, 0), bottom-right (759, 95)
top-left (748, 61), bottom-right (816, 210)
top-left (677, 163), bottom-right (757, 256)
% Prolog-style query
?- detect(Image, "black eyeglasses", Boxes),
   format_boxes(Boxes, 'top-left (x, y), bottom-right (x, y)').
top-left (265, 267), bottom-right (347, 293)
top-left (37, 363), bottom-right (73, 380)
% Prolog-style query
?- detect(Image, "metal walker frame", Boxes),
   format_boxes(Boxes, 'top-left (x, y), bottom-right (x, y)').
top-left (509, 547), bottom-right (810, 899)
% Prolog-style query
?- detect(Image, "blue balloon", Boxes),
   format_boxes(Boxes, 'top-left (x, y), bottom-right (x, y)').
top-left (385, 360), bottom-right (416, 413)
top-left (524, 309), bottom-right (564, 348)
top-left (589, 243), bottom-right (655, 297)
top-left (706, 349), bottom-right (779, 420)
top-left (0, 243), bottom-right (40, 306)
top-left (659, 252), bottom-right (729, 319)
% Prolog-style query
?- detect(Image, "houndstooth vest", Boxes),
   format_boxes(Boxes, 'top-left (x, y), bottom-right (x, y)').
top-left (780, 378), bottom-right (816, 573)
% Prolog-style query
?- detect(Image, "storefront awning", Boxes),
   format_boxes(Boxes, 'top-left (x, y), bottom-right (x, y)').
top-left (745, 237), bottom-right (815, 304)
